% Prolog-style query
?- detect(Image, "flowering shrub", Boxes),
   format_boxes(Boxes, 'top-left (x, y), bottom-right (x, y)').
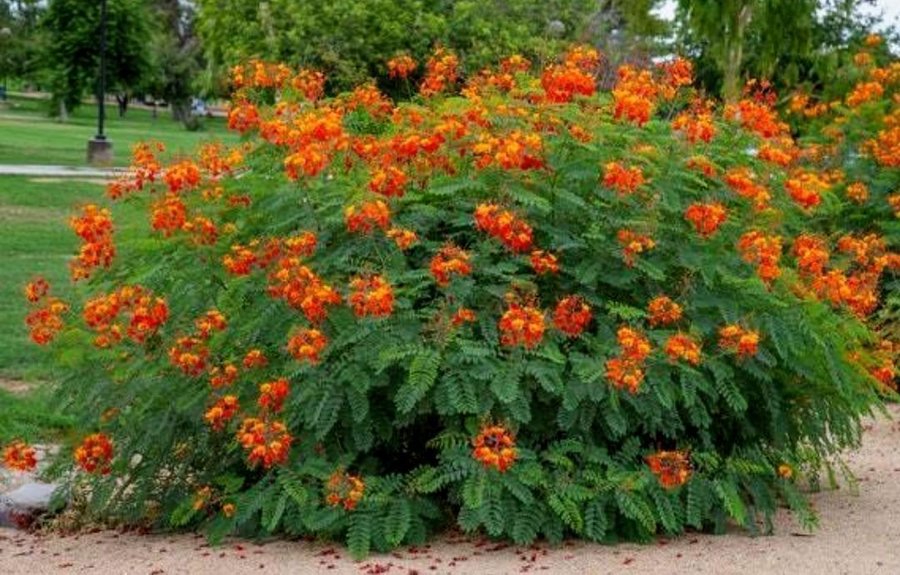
top-left (784, 35), bottom-right (900, 389)
top-left (12, 47), bottom-right (896, 556)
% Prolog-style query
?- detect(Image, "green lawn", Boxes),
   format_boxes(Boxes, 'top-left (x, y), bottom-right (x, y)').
top-left (0, 388), bottom-right (74, 444)
top-left (0, 95), bottom-right (237, 166)
top-left (0, 175), bottom-right (145, 382)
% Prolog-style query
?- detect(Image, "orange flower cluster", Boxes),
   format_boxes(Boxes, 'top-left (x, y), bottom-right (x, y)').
top-left (846, 81), bottom-right (884, 107)
top-left (69, 204), bottom-right (115, 280)
top-left (785, 170), bottom-right (829, 210)
top-left (24, 277), bottom-right (49, 302)
top-left (74, 433), bottom-right (114, 475)
top-left (472, 424), bottom-right (517, 472)
top-left (687, 155), bottom-right (717, 178)
top-left (267, 258), bottom-right (342, 323)
top-left (280, 109), bottom-right (348, 180)
top-left (368, 165), bottom-right (408, 197)
top-left (430, 245), bottom-right (472, 286)
top-left (387, 54), bottom-right (417, 79)
top-left (209, 363), bottom-right (239, 389)
top-left (204, 395), bottom-right (239, 431)
top-left (664, 333), bottom-right (702, 366)
top-left (737, 231), bottom-right (783, 283)
top-left (224, 234), bottom-right (317, 277)
top-left (658, 58), bottom-right (694, 97)
top-left (553, 296), bottom-right (592, 337)
top-left (231, 60), bottom-right (294, 91)
top-left (787, 92), bottom-right (830, 119)
top-left (452, 307), bottom-right (477, 326)
top-left (237, 418), bottom-right (292, 469)
top-left (150, 194), bottom-right (187, 236)
top-left (616, 229), bottom-right (655, 266)
top-left (758, 143), bottom-right (796, 167)
top-left (2, 441), bottom-right (37, 472)
top-left (472, 131), bottom-right (544, 171)
top-left (606, 326), bottom-right (652, 393)
top-left (325, 470), bottom-right (366, 510)
top-left (889, 193), bottom-right (900, 217)
top-left (199, 142), bottom-right (244, 179)
top-left (420, 49), bottom-right (459, 97)
top-left (82, 285), bottom-right (169, 347)
top-left (386, 227), bottom-right (418, 250)
top-left (287, 328), bottom-right (328, 364)
top-left (613, 65), bottom-right (658, 126)
top-left (349, 275), bottom-right (395, 318)
top-left (499, 302), bottom-right (545, 349)
top-left (227, 100), bottom-right (260, 133)
top-left (195, 309), bottom-right (228, 339)
top-left (724, 98), bottom-right (785, 139)
top-left (724, 168), bottom-right (771, 210)
top-left (169, 336), bottom-right (210, 377)
top-left (182, 215), bottom-right (219, 246)
top-left (868, 342), bottom-right (896, 391)
top-left (291, 68), bottom-right (326, 101)
top-left (258, 378), bottom-right (290, 413)
top-left (845, 182), bottom-right (869, 203)
top-left (647, 295), bottom-right (683, 327)
top-left (163, 160), bottom-right (201, 194)
top-left (24, 279), bottom-right (68, 345)
top-left (811, 270), bottom-right (879, 317)
top-left (243, 349), bottom-right (268, 369)
top-left (684, 202), bottom-right (727, 237)
top-left (345, 200), bottom-right (391, 233)
top-left (105, 142), bottom-right (164, 199)
top-left (719, 325), bottom-right (760, 358)
top-left (345, 83), bottom-right (394, 118)
top-left (672, 111), bottom-right (716, 143)
top-left (540, 49), bottom-right (597, 103)
top-left (603, 162), bottom-right (646, 195)
top-left (866, 124), bottom-right (900, 167)
top-left (792, 234), bottom-right (830, 275)
top-left (530, 249), bottom-right (559, 275)
top-left (646, 450), bottom-right (692, 489)
top-left (474, 203), bottom-right (534, 253)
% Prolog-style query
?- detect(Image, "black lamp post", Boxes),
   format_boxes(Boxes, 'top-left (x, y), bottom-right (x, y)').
top-left (87, 0), bottom-right (113, 165)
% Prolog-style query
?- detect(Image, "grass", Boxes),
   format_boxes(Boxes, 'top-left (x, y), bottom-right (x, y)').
top-left (0, 175), bottom-right (145, 382)
top-left (0, 388), bottom-right (74, 444)
top-left (0, 94), bottom-right (238, 166)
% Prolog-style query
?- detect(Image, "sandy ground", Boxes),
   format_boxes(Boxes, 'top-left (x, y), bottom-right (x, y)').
top-left (1, 404), bottom-right (899, 575)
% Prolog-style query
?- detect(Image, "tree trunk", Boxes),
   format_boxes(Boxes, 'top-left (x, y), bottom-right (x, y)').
top-left (116, 93), bottom-right (129, 117)
top-left (57, 99), bottom-right (68, 122)
top-left (171, 100), bottom-right (189, 123)
top-left (722, 4), bottom-right (754, 103)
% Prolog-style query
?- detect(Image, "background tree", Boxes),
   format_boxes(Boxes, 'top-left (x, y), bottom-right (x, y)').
top-left (0, 0), bottom-right (47, 90)
top-left (676, 0), bottom-right (894, 101)
top-left (141, 0), bottom-right (204, 127)
top-left (195, 0), bottom-right (661, 94)
top-left (676, 0), bottom-right (817, 101)
top-left (43, 0), bottom-right (152, 119)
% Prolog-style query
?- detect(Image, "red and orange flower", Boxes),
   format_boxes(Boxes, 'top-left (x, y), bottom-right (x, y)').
top-left (74, 433), bottom-right (114, 475)
top-left (472, 424), bottom-right (517, 472)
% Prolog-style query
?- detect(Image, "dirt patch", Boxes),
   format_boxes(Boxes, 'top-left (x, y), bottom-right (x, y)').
top-left (0, 205), bottom-right (67, 224)
top-left (0, 379), bottom-right (35, 395)
top-left (1, 405), bottom-right (898, 575)
top-left (28, 178), bottom-right (109, 186)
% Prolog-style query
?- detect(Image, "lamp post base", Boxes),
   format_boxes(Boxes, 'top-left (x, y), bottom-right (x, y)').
top-left (87, 137), bottom-right (113, 166)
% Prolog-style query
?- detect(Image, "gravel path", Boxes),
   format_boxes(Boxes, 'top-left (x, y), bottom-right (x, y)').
top-left (2, 404), bottom-right (898, 575)
top-left (0, 165), bottom-right (121, 178)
